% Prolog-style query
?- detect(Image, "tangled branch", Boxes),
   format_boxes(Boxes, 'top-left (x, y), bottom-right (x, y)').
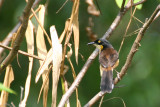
top-left (0, 0), bottom-right (35, 73)
top-left (84, 4), bottom-right (160, 107)
top-left (58, 0), bottom-right (146, 107)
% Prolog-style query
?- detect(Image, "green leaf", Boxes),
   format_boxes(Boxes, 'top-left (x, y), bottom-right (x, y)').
top-left (115, 0), bottom-right (128, 8)
top-left (115, 0), bottom-right (143, 10)
top-left (0, 83), bottom-right (16, 95)
top-left (134, 0), bottom-right (142, 10)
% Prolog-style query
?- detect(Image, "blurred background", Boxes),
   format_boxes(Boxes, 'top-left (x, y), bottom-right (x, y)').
top-left (0, 0), bottom-right (160, 107)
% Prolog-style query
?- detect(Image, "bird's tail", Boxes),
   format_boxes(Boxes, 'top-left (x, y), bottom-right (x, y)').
top-left (100, 70), bottom-right (114, 93)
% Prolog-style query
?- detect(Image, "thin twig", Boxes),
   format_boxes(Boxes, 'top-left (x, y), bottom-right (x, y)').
top-left (115, 4), bottom-right (160, 84)
top-left (132, 15), bottom-right (144, 24)
top-left (99, 96), bottom-right (104, 107)
top-left (84, 4), bottom-right (160, 107)
top-left (0, 0), bottom-right (35, 73)
top-left (58, 0), bottom-right (146, 107)
top-left (0, 43), bottom-right (44, 61)
top-left (103, 97), bottom-right (126, 107)
top-left (31, 8), bottom-right (52, 46)
top-left (56, 0), bottom-right (69, 14)
top-left (118, 3), bottom-right (136, 54)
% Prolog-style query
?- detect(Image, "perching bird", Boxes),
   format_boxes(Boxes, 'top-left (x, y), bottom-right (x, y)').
top-left (88, 38), bottom-right (119, 93)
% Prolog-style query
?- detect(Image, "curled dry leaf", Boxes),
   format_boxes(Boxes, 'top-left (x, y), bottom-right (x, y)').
top-left (0, 65), bottom-right (14, 106)
top-left (19, 20), bottom-right (34, 107)
top-left (86, 17), bottom-right (97, 41)
top-left (50, 26), bottom-right (62, 107)
top-left (86, 0), bottom-right (100, 16)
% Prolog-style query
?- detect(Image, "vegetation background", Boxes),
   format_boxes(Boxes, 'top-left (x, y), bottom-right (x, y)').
top-left (0, 0), bottom-right (160, 107)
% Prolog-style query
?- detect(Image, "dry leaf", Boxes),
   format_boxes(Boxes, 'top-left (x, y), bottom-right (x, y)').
top-left (71, 0), bottom-right (79, 64)
top-left (36, 5), bottom-right (47, 63)
top-left (50, 26), bottom-right (62, 107)
top-left (72, 6), bottom-right (79, 64)
top-left (86, 0), bottom-right (100, 16)
top-left (35, 5), bottom-right (49, 107)
top-left (37, 67), bottom-right (51, 103)
top-left (35, 49), bottom-right (52, 83)
top-left (0, 65), bottom-right (14, 106)
top-left (19, 20), bottom-right (34, 107)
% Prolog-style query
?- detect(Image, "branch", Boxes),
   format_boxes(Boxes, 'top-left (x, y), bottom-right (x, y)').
top-left (0, 0), bottom-right (4, 9)
top-left (0, 43), bottom-right (44, 61)
top-left (120, 0), bottom-right (126, 12)
top-left (0, 23), bottom-right (21, 56)
top-left (84, 4), bottom-right (160, 107)
top-left (58, 0), bottom-right (146, 107)
top-left (0, 0), bottom-right (35, 73)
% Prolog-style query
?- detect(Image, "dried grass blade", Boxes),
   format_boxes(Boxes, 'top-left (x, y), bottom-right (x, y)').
top-left (50, 26), bottom-right (62, 107)
top-left (86, 0), bottom-right (100, 16)
top-left (0, 65), bottom-right (14, 106)
top-left (35, 49), bottom-right (52, 83)
top-left (73, 6), bottom-right (79, 64)
top-left (35, 5), bottom-right (49, 107)
top-left (19, 20), bottom-right (34, 107)
top-left (37, 67), bottom-right (51, 103)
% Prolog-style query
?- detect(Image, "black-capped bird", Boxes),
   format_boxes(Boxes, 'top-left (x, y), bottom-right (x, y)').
top-left (88, 38), bottom-right (119, 93)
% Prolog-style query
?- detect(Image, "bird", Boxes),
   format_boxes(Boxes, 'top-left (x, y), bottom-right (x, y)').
top-left (88, 38), bottom-right (119, 93)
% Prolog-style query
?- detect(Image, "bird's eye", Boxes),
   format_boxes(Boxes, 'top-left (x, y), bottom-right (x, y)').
top-left (98, 40), bottom-right (101, 43)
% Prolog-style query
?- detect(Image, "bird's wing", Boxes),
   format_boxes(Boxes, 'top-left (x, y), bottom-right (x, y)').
top-left (99, 48), bottom-right (119, 68)
top-left (99, 51), bottom-right (109, 68)
top-left (109, 51), bottom-right (119, 67)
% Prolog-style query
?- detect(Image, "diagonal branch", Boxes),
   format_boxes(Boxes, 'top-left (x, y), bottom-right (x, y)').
top-left (0, 0), bottom-right (35, 73)
top-left (58, 0), bottom-right (146, 107)
top-left (84, 4), bottom-right (160, 107)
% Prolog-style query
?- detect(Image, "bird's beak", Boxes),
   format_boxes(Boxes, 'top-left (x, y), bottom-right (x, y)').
top-left (87, 41), bottom-right (95, 45)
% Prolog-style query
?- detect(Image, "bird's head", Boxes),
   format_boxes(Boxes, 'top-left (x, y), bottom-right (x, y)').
top-left (88, 38), bottom-right (113, 50)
